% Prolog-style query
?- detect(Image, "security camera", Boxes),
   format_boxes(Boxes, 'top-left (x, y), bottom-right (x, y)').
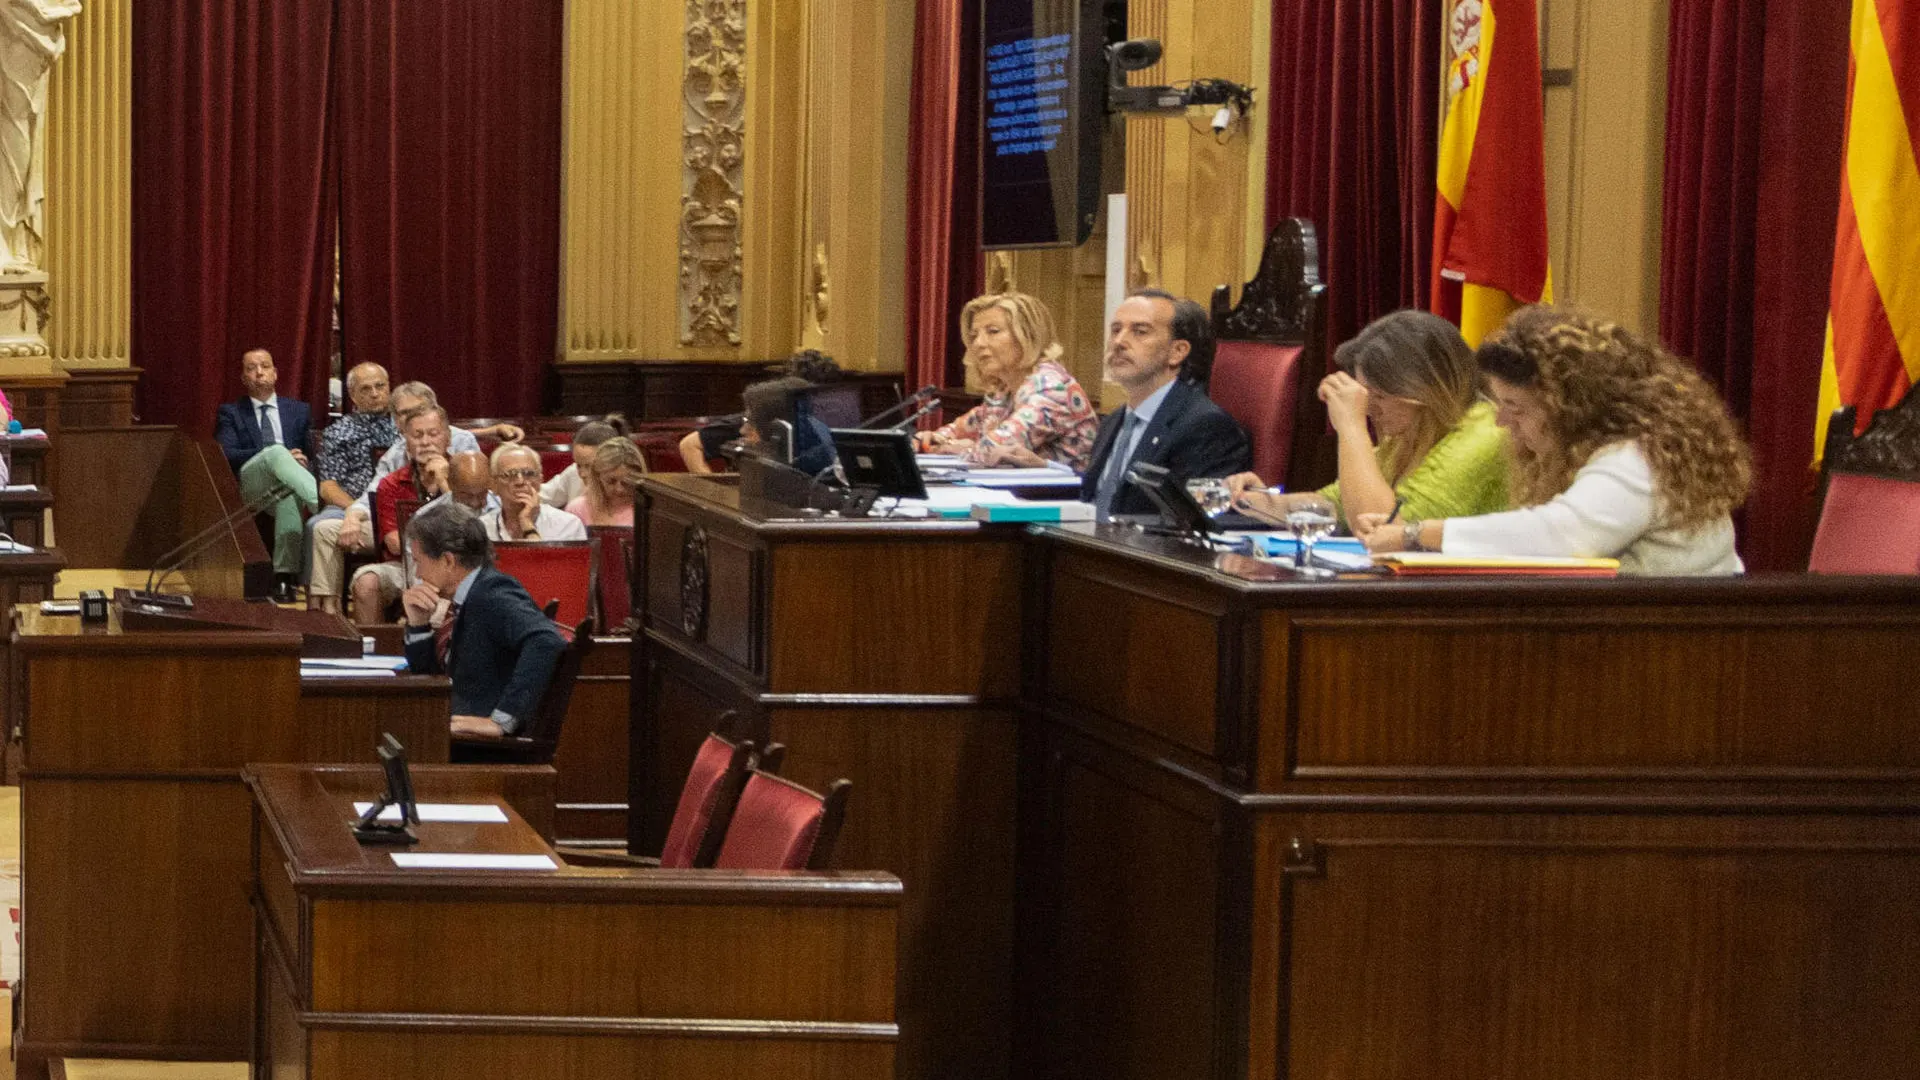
top-left (1107, 38), bottom-right (1162, 73)
top-left (1211, 105), bottom-right (1234, 133)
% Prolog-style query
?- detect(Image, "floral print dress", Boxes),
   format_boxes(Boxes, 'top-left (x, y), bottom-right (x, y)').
top-left (927, 360), bottom-right (1098, 471)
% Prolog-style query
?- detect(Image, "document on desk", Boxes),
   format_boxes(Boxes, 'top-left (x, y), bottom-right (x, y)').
top-left (300, 666), bottom-right (395, 678)
top-left (958, 464), bottom-right (1082, 489)
top-left (0, 539), bottom-right (35, 554)
top-left (391, 852), bottom-right (557, 870)
top-left (1, 484), bottom-right (36, 492)
top-left (354, 802), bottom-right (510, 823)
top-left (302, 655), bottom-right (409, 672)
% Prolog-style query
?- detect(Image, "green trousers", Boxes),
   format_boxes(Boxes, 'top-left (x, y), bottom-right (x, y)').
top-left (239, 445), bottom-right (320, 575)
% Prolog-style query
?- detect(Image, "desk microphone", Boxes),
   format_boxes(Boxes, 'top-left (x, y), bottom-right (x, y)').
top-left (858, 385), bottom-right (940, 429)
top-left (890, 395), bottom-right (944, 432)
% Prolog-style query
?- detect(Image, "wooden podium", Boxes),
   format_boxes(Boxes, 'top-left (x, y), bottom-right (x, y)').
top-left (11, 604), bottom-right (450, 1078)
top-left (250, 764), bottom-right (901, 1079)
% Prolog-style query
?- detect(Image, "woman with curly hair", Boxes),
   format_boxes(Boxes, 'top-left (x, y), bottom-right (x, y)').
top-left (1355, 305), bottom-right (1751, 575)
top-left (914, 291), bottom-right (1098, 470)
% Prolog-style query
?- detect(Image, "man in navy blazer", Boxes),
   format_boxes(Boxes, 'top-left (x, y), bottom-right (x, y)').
top-left (212, 348), bottom-right (319, 598)
top-left (401, 502), bottom-right (566, 739)
top-left (1081, 289), bottom-right (1252, 518)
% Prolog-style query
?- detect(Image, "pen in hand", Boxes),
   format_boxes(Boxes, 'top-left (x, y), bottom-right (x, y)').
top-left (1385, 497), bottom-right (1405, 524)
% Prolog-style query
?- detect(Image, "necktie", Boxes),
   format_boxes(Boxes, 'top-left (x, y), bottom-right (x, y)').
top-left (1096, 413), bottom-right (1141, 517)
top-left (258, 402), bottom-right (278, 445)
top-left (435, 602), bottom-right (461, 672)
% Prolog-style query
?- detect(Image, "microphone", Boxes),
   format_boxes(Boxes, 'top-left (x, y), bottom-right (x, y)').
top-left (889, 394), bottom-right (945, 432)
top-left (857, 385), bottom-right (940, 429)
top-left (134, 480), bottom-right (294, 605)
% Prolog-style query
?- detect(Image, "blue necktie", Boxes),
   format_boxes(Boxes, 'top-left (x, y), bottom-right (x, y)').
top-left (1095, 413), bottom-right (1141, 517)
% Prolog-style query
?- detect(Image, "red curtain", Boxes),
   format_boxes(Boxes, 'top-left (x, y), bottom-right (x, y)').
top-left (905, 0), bottom-right (984, 391)
top-left (335, 0), bottom-right (564, 420)
top-left (131, 0), bottom-right (338, 434)
top-left (1266, 0), bottom-right (1440, 359)
top-left (1660, 0), bottom-right (1850, 570)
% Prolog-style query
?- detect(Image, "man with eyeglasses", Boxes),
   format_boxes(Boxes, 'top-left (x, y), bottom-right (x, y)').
top-left (481, 443), bottom-right (586, 542)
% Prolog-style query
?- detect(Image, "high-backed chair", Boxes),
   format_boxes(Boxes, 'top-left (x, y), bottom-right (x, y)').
top-left (712, 770), bottom-right (852, 871)
top-left (589, 525), bottom-right (635, 632)
top-left (653, 733), bottom-right (758, 869)
top-left (451, 617), bottom-right (595, 765)
top-left (491, 540), bottom-right (595, 629)
top-left (1810, 389), bottom-right (1920, 573)
top-left (1208, 217), bottom-right (1332, 492)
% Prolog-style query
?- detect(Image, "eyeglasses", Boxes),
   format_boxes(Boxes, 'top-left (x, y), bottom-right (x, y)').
top-left (494, 468), bottom-right (542, 482)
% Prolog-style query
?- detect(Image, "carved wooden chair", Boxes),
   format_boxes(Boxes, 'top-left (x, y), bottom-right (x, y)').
top-left (451, 617), bottom-right (595, 765)
top-left (1811, 386), bottom-right (1920, 573)
top-left (1208, 217), bottom-right (1333, 492)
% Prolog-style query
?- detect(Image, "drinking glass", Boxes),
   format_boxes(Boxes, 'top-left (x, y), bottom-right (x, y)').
top-left (1284, 494), bottom-right (1339, 579)
top-left (1184, 477), bottom-right (1234, 519)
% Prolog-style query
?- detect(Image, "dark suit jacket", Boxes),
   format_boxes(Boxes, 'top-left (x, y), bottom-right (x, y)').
top-left (214, 396), bottom-right (312, 472)
top-left (1080, 377), bottom-right (1252, 517)
top-left (404, 566), bottom-right (567, 730)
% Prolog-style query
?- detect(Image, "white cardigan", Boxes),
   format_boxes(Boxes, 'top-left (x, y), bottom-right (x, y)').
top-left (1442, 442), bottom-right (1743, 576)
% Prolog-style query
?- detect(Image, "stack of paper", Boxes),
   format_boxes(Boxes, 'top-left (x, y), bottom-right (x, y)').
top-left (1373, 552), bottom-right (1620, 576)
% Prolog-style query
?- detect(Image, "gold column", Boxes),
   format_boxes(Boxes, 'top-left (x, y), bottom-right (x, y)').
top-left (45, 0), bottom-right (130, 370)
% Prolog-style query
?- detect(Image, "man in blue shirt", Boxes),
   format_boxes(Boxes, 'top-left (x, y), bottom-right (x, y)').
top-left (1081, 289), bottom-right (1252, 518)
top-left (401, 503), bottom-right (565, 738)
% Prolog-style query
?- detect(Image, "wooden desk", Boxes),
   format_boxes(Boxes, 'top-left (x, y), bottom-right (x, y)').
top-left (0, 484), bottom-right (52, 546)
top-left (6, 433), bottom-right (50, 487)
top-left (633, 475), bottom-right (1021, 1080)
top-left (1019, 525), bottom-right (1920, 1080)
top-left (11, 606), bottom-right (450, 1078)
top-left (249, 763), bottom-right (900, 1079)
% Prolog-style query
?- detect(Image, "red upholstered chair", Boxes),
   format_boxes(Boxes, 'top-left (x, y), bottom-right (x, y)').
top-left (538, 445), bottom-right (574, 482)
top-left (1810, 394), bottom-right (1920, 574)
top-left (713, 770), bottom-right (852, 871)
top-left (491, 540), bottom-right (595, 629)
top-left (654, 733), bottom-right (758, 869)
top-left (588, 525), bottom-right (635, 632)
top-left (1208, 217), bottom-right (1333, 492)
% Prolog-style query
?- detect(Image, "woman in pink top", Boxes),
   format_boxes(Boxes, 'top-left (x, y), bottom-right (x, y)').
top-left (565, 435), bottom-right (645, 528)
top-left (914, 292), bottom-right (1097, 471)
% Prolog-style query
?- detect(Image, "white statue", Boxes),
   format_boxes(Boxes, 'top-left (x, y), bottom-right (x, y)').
top-left (0, 0), bottom-right (79, 274)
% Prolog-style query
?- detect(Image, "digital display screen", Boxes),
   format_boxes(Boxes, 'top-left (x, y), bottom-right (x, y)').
top-left (981, 0), bottom-right (1103, 249)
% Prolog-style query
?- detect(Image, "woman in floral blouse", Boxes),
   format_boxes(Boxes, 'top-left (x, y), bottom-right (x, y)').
top-left (914, 291), bottom-right (1098, 471)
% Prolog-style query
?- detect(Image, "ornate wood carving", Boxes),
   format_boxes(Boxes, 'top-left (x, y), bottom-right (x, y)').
top-left (1210, 217), bottom-right (1324, 344)
top-left (679, 0), bottom-right (745, 346)
top-left (679, 524), bottom-right (710, 641)
top-left (1832, 385), bottom-right (1920, 479)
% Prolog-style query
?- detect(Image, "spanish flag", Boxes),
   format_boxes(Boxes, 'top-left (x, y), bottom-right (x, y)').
top-left (1815, 0), bottom-right (1920, 458)
top-left (1430, 0), bottom-right (1552, 347)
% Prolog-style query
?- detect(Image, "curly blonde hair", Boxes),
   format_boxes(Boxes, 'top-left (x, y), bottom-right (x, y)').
top-left (1477, 306), bottom-right (1751, 530)
top-left (959, 291), bottom-right (1065, 393)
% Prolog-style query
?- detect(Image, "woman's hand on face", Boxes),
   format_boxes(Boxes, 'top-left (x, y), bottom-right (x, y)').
top-left (1351, 512), bottom-right (1403, 553)
top-left (1318, 372), bottom-right (1371, 435)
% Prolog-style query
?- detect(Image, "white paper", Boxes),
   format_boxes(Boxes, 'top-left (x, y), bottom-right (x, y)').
top-left (302, 655), bottom-right (409, 671)
top-left (914, 454), bottom-right (967, 467)
top-left (0, 540), bottom-right (32, 553)
top-left (1, 484), bottom-right (35, 492)
top-left (300, 666), bottom-right (395, 678)
top-left (354, 802), bottom-right (509, 823)
top-left (12, 428), bottom-right (44, 439)
top-left (390, 852), bottom-right (557, 870)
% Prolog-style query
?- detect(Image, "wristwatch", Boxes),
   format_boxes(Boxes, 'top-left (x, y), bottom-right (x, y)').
top-left (1402, 520), bottom-right (1427, 552)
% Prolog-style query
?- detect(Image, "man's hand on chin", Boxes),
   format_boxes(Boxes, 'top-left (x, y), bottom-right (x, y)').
top-left (451, 714), bottom-right (507, 738)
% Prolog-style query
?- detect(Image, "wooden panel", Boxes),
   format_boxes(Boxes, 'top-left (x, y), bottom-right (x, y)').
top-left (59, 368), bottom-right (140, 426)
top-left (1021, 732), bottom-right (1221, 1080)
top-left (1284, 609), bottom-right (1920, 775)
top-left (553, 638), bottom-right (631, 843)
top-left (308, 1031), bottom-right (893, 1080)
top-left (21, 778), bottom-right (255, 1056)
top-left (644, 508), bottom-right (758, 675)
top-left (310, 897), bottom-right (896, 1019)
top-left (294, 677), bottom-right (452, 764)
top-left (1045, 551), bottom-right (1224, 757)
top-left (767, 706), bottom-right (1018, 1080)
top-left (767, 538), bottom-right (1020, 696)
top-left (1270, 811), bottom-right (1920, 1080)
top-left (49, 425), bottom-right (176, 567)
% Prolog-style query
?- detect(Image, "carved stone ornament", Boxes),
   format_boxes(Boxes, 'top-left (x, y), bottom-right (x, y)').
top-left (0, 268), bottom-right (51, 357)
top-left (679, 524), bottom-right (710, 641)
top-left (680, 0), bottom-right (745, 346)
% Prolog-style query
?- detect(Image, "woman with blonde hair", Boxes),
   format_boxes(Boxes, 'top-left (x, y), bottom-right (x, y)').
top-left (1228, 309), bottom-right (1509, 526)
top-left (564, 435), bottom-right (647, 528)
top-left (1355, 305), bottom-right (1752, 575)
top-left (914, 291), bottom-right (1098, 470)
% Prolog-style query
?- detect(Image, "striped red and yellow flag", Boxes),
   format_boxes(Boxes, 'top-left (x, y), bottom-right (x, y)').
top-left (1815, 0), bottom-right (1920, 458)
top-left (1430, 0), bottom-right (1553, 348)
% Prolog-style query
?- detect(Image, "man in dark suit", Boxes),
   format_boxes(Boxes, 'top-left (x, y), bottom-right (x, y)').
top-left (212, 348), bottom-right (319, 600)
top-left (401, 502), bottom-right (566, 739)
top-left (1081, 289), bottom-right (1252, 518)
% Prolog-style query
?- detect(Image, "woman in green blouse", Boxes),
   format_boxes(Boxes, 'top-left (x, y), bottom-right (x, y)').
top-left (1227, 309), bottom-right (1509, 527)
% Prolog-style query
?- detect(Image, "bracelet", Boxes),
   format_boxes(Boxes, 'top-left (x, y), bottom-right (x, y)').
top-left (1402, 520), bottom-right (1426, 552)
